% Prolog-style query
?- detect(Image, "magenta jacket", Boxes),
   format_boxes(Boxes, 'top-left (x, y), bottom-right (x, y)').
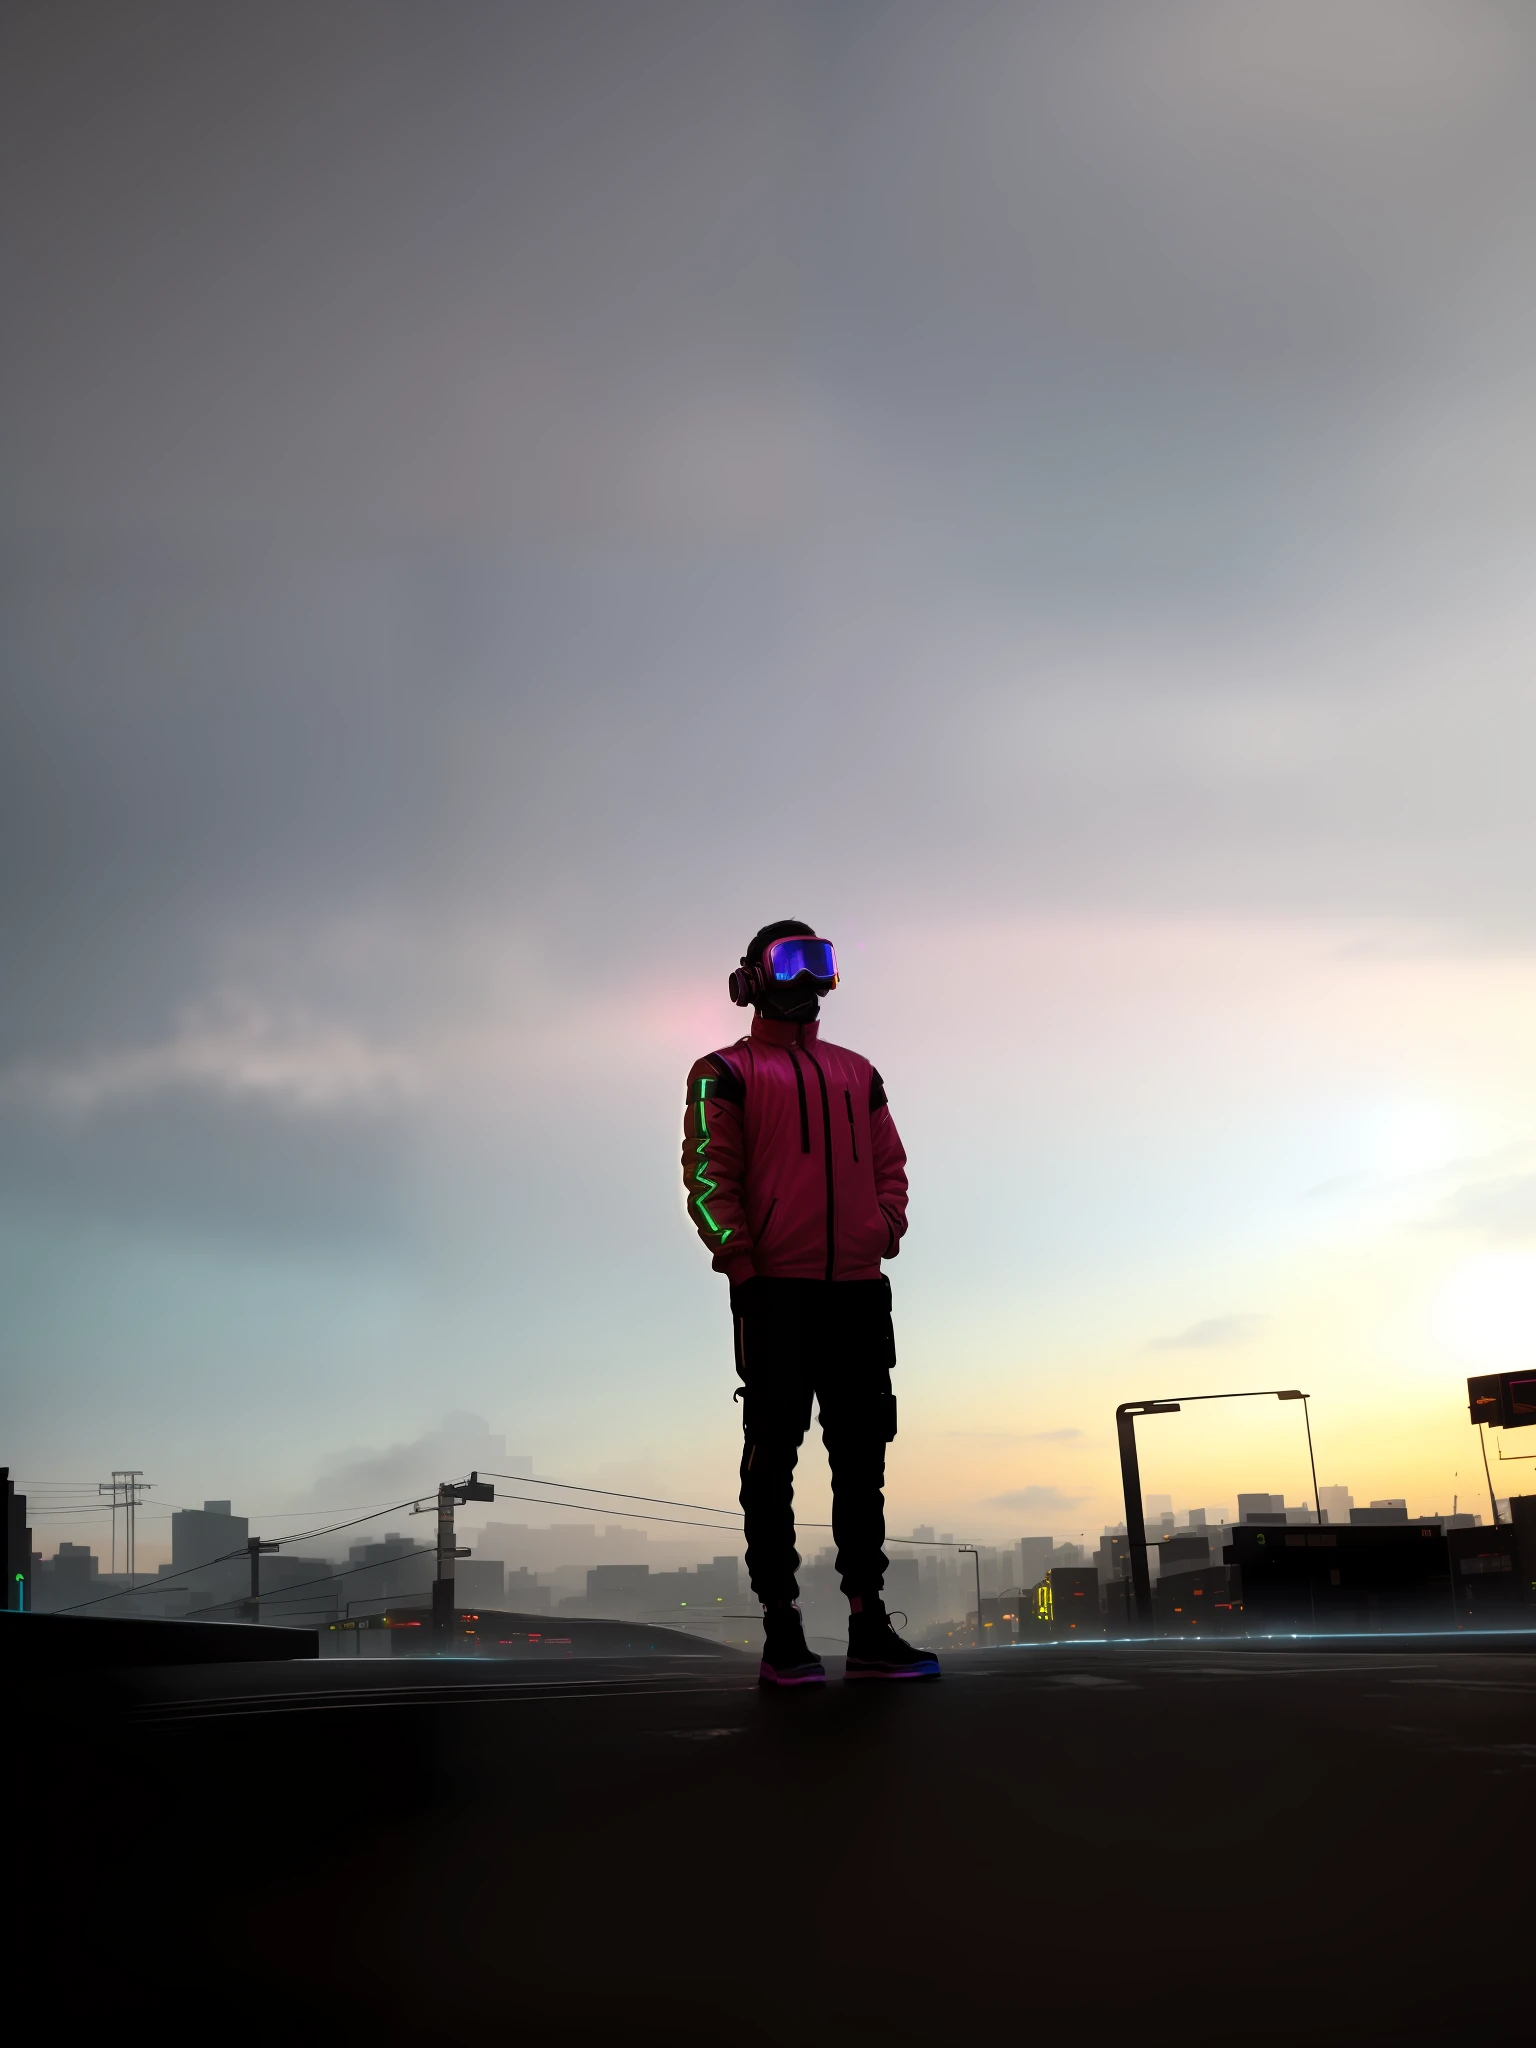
top-left (682, 1014), bottom-right (909, 1286)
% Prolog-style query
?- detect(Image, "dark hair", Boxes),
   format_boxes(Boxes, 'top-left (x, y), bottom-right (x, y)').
top-left (744, 917), bottom-right (816, 964)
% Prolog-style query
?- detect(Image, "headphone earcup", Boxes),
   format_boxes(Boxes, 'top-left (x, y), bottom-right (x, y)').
top-left (728, 957), bottom-right (763, 1007)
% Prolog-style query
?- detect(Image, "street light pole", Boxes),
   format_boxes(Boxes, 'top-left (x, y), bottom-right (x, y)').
top-left (1278, 1390), bottom-right (1323, 1524)
top-left (1116, 1403), bottom-right (1180, 1627)
top-left (1479, 1424), bottom-right (1501, 1527)
top-left (957, 1545), bottom-right (983, 1648)
top-left (1115, 1389), bottom-right (1318, 1630)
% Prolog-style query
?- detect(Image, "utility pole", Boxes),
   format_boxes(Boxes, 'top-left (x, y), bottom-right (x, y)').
top-left (957, 1545), bottom-right (983, 1648)
top-left (243, 1536), bottom-right (280, 1624)
top-left (428, 1472), bottom-right (494, 1647)
top-left (98, 1471), bottom-right (151, 1582)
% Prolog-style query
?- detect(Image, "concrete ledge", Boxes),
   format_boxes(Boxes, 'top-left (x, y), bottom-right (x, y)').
top-left (1, 1610), bottom-right (318, 1667)
top-left (334, 1604), bottom-right (749, 1659)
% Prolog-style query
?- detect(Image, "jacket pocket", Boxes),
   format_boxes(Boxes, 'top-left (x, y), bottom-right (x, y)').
top-left (754, 1196), bottom-right (779, 1251)
top-left (844, 1089), bottom-right (859, 1163)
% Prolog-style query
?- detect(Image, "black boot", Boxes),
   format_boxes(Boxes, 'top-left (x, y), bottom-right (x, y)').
top-left (845, 1600), bottom-right (941, 1680)
top-left (759, 1604), bottom-right (826, 1687)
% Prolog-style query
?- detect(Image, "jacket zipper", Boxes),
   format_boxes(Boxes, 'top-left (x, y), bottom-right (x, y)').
top-left (805, 1047), bottom-right (836, 1281)
top-left (844, 1088), bottom-right (859, 1162)
top-left (786, 1049), bottom-right (811, 1152)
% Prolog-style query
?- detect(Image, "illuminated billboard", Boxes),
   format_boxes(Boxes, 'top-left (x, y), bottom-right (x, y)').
top-left (1467, 1372), bottom-right (1536, 1430)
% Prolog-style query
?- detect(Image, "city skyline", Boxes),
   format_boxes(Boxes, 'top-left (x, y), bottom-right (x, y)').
top-left (21, 1405), bottom-right (1498, 1592)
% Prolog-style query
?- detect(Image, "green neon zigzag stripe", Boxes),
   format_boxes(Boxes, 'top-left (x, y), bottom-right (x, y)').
top-left (690, 1076), bottom-right (732, 1244)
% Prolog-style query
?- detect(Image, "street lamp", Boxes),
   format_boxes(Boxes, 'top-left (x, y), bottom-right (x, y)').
top-left (957, 1544), bottom-right (984, 1648)
top-left (1115, 1389), bottom-right (1320, 1628)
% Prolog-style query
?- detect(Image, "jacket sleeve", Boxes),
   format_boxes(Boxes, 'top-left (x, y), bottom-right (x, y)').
top-left (869, 1067), bottom-right (909, 1260)
top-left (681, 1055), bottom-right (757, 1284)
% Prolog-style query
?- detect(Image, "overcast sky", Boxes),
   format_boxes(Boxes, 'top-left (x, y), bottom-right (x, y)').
top-left (7, 3), bottom-right (1536, 1563)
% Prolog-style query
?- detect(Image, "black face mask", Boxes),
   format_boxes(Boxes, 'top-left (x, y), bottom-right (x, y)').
top-left (757, 982), bottom-right (823, 1024)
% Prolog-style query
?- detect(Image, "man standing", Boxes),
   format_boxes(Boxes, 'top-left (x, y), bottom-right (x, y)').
top-left (682, 920), bottom-right (940, 1685)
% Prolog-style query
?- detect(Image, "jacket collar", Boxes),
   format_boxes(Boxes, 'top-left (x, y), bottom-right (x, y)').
top-left (750, 1013), bottom-right (820, 1049)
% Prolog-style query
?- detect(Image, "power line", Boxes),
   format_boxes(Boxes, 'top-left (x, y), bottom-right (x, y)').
top-left (489, 1489), bottom-right (743, 1535)
top-left (253, 1498), bottom-right (435, 1550)
top-left (475, 1474), bottom-right (972, 1546)
top-left (181, 1546), bottom-right (438, 1618)
top-left (52, 1543), bottom-right (256, 1613)
top-left (50, 1495), bottom-right (434, 1614)
top-left (477, 1472), bottom-right (750, 1518)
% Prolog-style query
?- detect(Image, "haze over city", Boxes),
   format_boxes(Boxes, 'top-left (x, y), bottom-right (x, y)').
top-left (8, 2), bottom-right (1536, 1564)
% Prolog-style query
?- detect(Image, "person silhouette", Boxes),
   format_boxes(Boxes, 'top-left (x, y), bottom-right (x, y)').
top-left (682, 920), bottom-right (940, 1684)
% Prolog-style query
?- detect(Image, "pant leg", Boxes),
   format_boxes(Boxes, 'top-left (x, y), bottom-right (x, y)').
top-left (734, 1283), bottom-right (815, 1605)
top-left (815, 1280), bottom-right (899, 1601)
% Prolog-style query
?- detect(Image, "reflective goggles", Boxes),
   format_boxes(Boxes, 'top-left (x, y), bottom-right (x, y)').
top-left (766, 935), bottom-right (839, 985)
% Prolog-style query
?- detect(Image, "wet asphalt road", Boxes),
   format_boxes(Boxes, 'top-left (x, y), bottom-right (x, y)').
top-left (25, 1638), bottom-right (1534, 2043)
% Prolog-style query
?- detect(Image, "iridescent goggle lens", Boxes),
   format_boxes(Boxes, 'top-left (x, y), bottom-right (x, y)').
top-left (767, 936), bottom-right (838, 984)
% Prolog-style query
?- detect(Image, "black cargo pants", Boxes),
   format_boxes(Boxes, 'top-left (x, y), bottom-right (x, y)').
top-left (731, 1274), bottom-right (897, 1605)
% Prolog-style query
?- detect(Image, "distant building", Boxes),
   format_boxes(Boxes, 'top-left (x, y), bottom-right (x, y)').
top-left (171, 1500), bottom-right (249, 1571)
top-left (502, 1566), bottom-right (551, 1614)
top-left (1035, 1567), bottom-right (1099, 1637)
top-left (455, 1557), bottom-right (506, 1607)
top-left (1094, 1532), bottom-right (1132, 1585)
top-left (580, 1557), bottom-right (742, 1628)
top-left (1238, 1493), bottom-right (1287, 1523)
top-left (1154, 1565), bottom-right (1235, 1633)
top-left (33, 1541), bottom-right (99, 1611)
top-left (1450, 1500), bottom-right (1536, 1626)
top-left (1157, 1533), bottom-right (1210, 1578)
top-left (345, 1532), bottom-right (434, 1608)
top-left (1229, 1521), bottom-right (1454, 1630)
top-left (1318, 1486), bottom-right (1354, 1524)
top-left (585, 1564), bottom-right (652, 1612)
top-left (4, 1471), bottom-right (29, 1612)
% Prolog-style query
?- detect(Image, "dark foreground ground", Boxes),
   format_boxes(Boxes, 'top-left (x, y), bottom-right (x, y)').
top-left (22, 1637), bottom-right (1534, 2044)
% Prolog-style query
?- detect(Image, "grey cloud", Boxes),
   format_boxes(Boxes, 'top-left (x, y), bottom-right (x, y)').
top-left (1151, 1315), bottom-right (1267, 1352)
top-left (5, 3), bottom-right (1536, 1258)
top-left (302, 1415), bottom-right (518, 1512)
top-left (1433, 1174), bottom-right (1536, 1245)
top-left (984, 1485), bottom-right (1090, 1517)
top-left (0, 1091), bottom-right (416, 1251)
